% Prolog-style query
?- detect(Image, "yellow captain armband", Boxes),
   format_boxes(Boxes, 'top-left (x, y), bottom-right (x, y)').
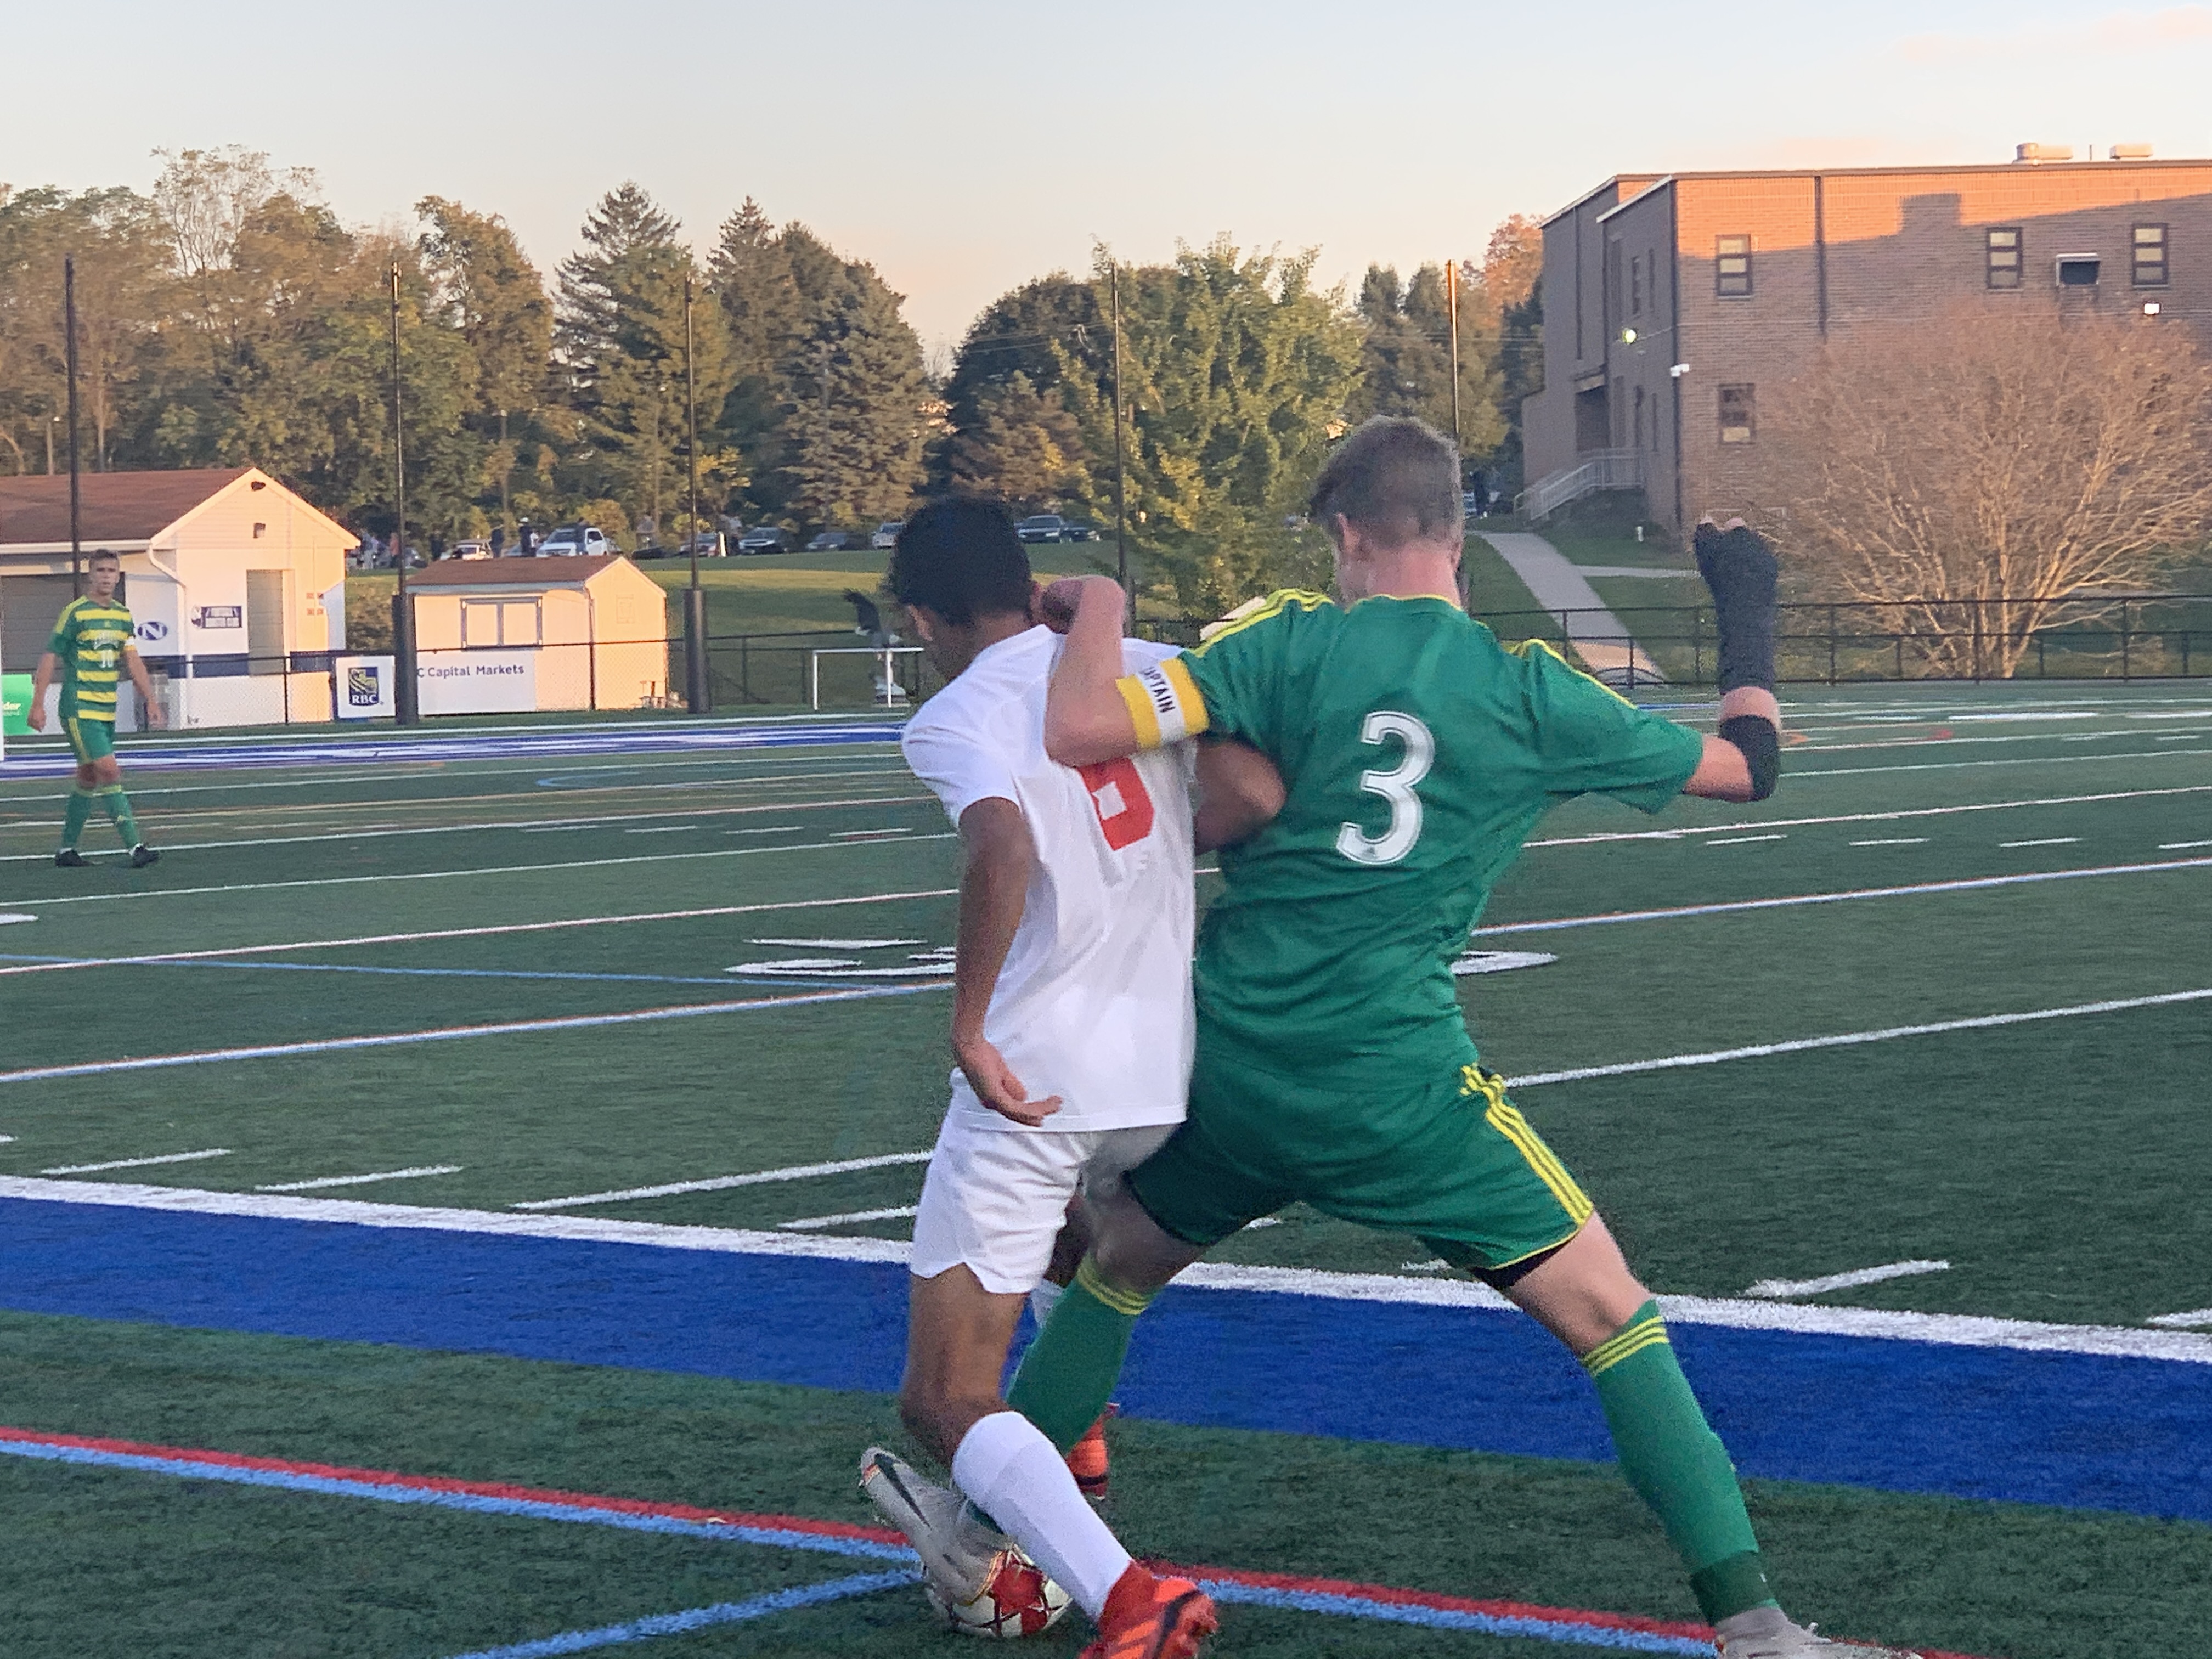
top-left (1114, 657), bottom-right (1210, 748)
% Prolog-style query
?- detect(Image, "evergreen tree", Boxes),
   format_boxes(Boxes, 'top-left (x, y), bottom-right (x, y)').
top-left (947, 372), bottom-right (1088, 510)
top-left (778, 269), bottom-right (929, 527)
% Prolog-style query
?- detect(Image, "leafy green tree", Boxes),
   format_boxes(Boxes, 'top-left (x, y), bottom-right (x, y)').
top-left (1347, 259), bottom-right (1504, 462)
top-left (1482, 215), bottom-right (1545, 490)
top-left (948, 372), bottom-right (1089, 510)
top-left (778, 268), bottom-right (930, 527)
top-left (1053, 239), bottom-right (1364, 614)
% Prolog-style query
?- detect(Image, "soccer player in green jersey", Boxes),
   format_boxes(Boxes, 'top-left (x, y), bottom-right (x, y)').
top-left (1005, 419), bottom-right (1910, 1659)
top-left (28, 549), bottom-right (164, 868)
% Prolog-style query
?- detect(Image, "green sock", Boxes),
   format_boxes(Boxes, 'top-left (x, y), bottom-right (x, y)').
top-left (1005, 1256), bottom-right (1153, 1451)
top-left (98, 785), bottom-right (140, 848)
top-left (1582, 1301), bottom-right (1779, 1623)
top-left (61, 787), bottom-right (94, 850)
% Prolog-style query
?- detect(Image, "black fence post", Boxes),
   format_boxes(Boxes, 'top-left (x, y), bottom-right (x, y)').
top-left (1827, 605), bottom-right (1837, 685)
top-left (2121, 601), bottom-right (2133, 682)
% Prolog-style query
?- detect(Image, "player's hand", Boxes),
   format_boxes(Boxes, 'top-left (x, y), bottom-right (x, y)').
top-left (954, 1030), bottom-right (1062, 1127)
top-left (1692, 516), bottom-right (1778, 608)
top-left (25, 700), bottom-right (46, 732)
top-left (1035, 576), bottom-right (1122, 636)
top-left (147, 701), bottom-right (168, 730)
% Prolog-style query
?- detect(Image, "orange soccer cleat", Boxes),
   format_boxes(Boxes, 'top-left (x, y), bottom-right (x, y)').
top-left (1066, 1409), bottom-right (1113, 1502)
top-left (1079, 1565), bottom-right (1217, 1659)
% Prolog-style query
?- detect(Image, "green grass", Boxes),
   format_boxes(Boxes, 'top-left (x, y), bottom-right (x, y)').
top-left (3, 683), bottom-right (2212, 1654)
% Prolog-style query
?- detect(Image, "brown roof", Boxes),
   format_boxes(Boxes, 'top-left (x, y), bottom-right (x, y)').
top-left (0, 468), bottom-right (252, 546)
top-left (405, 554), bottom-right (625, 587)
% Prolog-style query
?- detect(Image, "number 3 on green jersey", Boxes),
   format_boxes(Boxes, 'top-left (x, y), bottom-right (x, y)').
top-left (1336, 711), bottom-right (1434, 865)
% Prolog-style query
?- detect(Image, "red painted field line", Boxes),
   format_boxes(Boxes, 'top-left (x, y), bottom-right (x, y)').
top-left (2, 1425), bottom-right (1991, 1657)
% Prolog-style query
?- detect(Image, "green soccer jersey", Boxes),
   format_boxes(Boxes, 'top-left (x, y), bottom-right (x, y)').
top-left (48, 596), bottom-right (137, 724)
top-left (1118, 591), bottom-right (1705, 1079)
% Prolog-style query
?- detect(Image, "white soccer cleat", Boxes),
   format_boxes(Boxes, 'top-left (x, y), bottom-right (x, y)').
top-left (1717, 1615), bottom-right (1921, 1659)
top-left (860, 1446), bottom-right (1011, 1602)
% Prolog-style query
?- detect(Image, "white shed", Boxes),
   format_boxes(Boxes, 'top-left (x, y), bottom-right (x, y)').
top-left (405, 555), bottom-right (672, 713)
top-left (0, 467), bottom-right (352, 728)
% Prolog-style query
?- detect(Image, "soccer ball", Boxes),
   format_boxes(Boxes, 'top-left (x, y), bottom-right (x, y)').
top-left (924, 1547), bottom-right (1073, 1638)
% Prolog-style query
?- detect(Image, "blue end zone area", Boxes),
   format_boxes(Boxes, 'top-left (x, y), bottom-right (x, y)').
top-left (5, 1197), bottom-right (2207, 1524)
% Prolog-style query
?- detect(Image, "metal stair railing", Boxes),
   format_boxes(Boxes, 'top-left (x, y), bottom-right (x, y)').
top-left (1514, 449), bottom-right (1644, 520)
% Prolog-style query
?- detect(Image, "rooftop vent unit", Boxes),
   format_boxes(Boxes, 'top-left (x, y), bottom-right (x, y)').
top-left (2109, 143), bottom-right (2154, 160)
top-left (2016, 143), bottom-right (2075, 163)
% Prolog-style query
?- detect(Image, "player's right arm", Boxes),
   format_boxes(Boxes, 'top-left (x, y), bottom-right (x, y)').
top-left (26, 650), bottom-right (60, 732)
top-left (1041, 577), bottom-right (1150, 764)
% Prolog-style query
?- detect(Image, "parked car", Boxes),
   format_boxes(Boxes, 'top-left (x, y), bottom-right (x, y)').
top-left (1062, 521), bottom-right (1097, 543)
top-left (870, 521), bottom-right (904, 550)
top-left (1015, 514), bottom-right (1074, 544)
top-left (535, 524), bottom-right (613, 558)
top-left (675, 531), bottom-right (728, 558)
top-left (736, 526), bottom-right (795, 555)
top-left (806, 530), bottom-right (854, 552)
top-left (449, 540), bottom-right (493, 560)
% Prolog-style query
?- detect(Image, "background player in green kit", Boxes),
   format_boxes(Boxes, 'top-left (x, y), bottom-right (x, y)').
top-left (1013, 419), bottom-right (1913, 1659)
top-left (28, 549), bottom-right (164, 868)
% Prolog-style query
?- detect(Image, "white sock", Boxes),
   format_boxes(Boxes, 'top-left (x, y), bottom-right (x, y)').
top-left (1028, 1280), bottom-right (1065, 1328)
top-left (951, 1410), bottom-right (1131, 1619)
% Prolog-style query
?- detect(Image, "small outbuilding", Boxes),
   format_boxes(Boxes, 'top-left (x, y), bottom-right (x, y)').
top-left (403, 555), bottom-right (672, 713)
top-left (0, 467), bottom-right (352, 728)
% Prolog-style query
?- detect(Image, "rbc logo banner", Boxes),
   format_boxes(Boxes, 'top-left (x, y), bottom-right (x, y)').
top-left (333, 655), bottom-right (396, 720)
top-left (347, 665), bottom-right (381, 706)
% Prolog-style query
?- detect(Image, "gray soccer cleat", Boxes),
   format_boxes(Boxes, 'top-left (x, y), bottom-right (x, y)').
top-left (1717, 1612), bottom-right (1921, 1659)
top-left (859, 1446), bottom-right (1011, 1604)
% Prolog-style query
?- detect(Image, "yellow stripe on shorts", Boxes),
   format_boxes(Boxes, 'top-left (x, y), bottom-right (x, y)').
top-left (1482, 1098), bottom-right (1594, 1225)
top-left (1582, 1313), bottom-right (1671, 1376)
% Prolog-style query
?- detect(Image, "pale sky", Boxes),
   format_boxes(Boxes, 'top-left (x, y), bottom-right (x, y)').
top-left (9, 1), bottom-right (2211, 356)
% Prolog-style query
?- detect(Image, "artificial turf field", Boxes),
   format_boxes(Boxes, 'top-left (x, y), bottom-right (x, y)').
top-left (1, 681), bottom-right (2209, 1658)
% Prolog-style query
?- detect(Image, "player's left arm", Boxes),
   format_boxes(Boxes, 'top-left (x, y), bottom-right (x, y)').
top-left (1041, 576), bottom-right (1147, 764)
top-left (26, 651), bottom-right (58, 732)
top-left (950, 798), bottom-right (1062, 1128)
top-left (1679, 516), bottom-right (1781, 803)
top-left (122, 637), bottom-right (167, 730)
top-left (1192, 736), bottom-right (1285, 852)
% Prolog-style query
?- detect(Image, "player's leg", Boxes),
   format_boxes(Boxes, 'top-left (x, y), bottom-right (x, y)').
top-left (86, 749), bottom-right (153, 862)
top-left (57, 747), bottom-right (98, 866)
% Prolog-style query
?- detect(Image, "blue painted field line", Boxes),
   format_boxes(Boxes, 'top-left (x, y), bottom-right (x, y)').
top-left (0, 981), bottom-right (952, 1084)
top-left (1198, 1581), bottom-right (1711, 1654)
top-left (438, 1572), bottom-right (918, 1658)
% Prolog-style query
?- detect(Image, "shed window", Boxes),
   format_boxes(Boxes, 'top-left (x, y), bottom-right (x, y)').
top-left (1716, 235), bottom-right (1752, 298)
top-left (2134, 224), bottom-right (2169, 287)
top-left (1987, 227), bottom-right (2023, 289)
top-left (1718, 384), bottom-right (1756, 444)
top-left (462, 598), bottom-right (542, 647)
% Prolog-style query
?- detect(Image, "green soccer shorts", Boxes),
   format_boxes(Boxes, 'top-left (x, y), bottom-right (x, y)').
top-left (64, 714), bottom-right (116, 764)
top-left (1126, 1034), bottom-right (1594, 1276)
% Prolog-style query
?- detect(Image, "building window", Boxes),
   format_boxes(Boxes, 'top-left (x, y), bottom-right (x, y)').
top-left (1718, 385), bottom-right (1756, 444)
top-left (1986, 227), bottom-right (2023, 289)
top-left (2055, 255), bottom-right (2101, 289)
top-left (462, 598), bottom-right (541, 647)
top-left (1632, 385), bottom-right (1645, 449)
top-left (2134, 224), bottom-right (2169, 287)
top-left (1716, 235), bottom-right (1752, 297)
top-left (1630, 255), bottom-right (1643, 316)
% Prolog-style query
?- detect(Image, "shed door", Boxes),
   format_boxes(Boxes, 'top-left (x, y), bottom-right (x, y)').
top-left (246, 570), bottom-right (287, 675)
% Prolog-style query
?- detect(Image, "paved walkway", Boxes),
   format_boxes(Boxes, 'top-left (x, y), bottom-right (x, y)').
top-left (1479, 532), bottom-right (1671, 686)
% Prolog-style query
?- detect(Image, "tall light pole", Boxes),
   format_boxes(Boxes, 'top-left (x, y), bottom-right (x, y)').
top-left (65, 257), bottom-right (83, 597)
top-left (682, 273), bottom-right (710, 713)
top-left (1110, 263), bottom-right (1128, 599)
top-left (389, 262), bottom-right (420, 725)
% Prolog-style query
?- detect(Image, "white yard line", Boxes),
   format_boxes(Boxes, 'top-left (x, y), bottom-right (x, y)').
top-left (0, 887), bottom-right (961, 981)
top-left (1521, 782), bottom-right (2212, 850)
top-left (1706, 835), bottom-right (1785, 847)
top-left (1744, 1260), bottom-right (1950, 1299)
top-left (0, 983), bottom-right (951, 1085)
top-left (2148, 1308), bottom-right (2212, 1329)
top-left (253, 1166), bottom-right (462, 1193)
top-left (1791, 746), bottom-right (2205, 780)
top-left (1849, 838), bottom-right (1928, 847)
top-left (2159, 839), bottom-right (2212, 850)
top-left (513, 1151), bottom-right (935, 1212)
top-left (1506, 986), bottom-right (2212, 1088)
top-left (2, 831), bottom-right (957, 910)
top-left (1999, 838), bottom-right (2080, 849)
top-left (0, 913), bottom-right (35, 924)
top-left (777, 1205), bottom-right (918, 1232)
top-left (38, 1148), bottom-right (231, 1175)
top-left (4, 1174), bottom-right (2204, 1364)
top-left (1475, 854), bottom-right (2212, 938)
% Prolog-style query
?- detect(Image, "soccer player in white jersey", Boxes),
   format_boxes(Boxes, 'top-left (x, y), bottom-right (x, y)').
top-left (861, 500), bottom-right (1277, 1659)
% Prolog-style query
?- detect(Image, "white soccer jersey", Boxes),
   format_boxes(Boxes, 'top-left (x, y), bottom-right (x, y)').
top-left (901, 626), bottom-right (1195, 1134)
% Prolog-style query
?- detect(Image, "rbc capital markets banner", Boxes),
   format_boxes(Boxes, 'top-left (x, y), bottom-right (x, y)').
top-left (419, 650), bottom-right (537, 715)
top-left (332, 656), bottom-right (397, 721)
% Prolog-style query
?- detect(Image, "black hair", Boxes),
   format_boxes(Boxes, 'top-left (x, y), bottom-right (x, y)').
top-left (1307, 416), bottom-right (1463, 548)
top-left (888, 500), bottom-right (1032, 627)
top-left (87, 547), bottom-right (121, 567)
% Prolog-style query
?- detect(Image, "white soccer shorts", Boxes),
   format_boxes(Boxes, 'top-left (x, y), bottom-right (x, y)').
top-left (909, 1108), bottom-right (1177, 1295)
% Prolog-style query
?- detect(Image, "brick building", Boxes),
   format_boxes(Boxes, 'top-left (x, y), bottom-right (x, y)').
top-left (1519, 150), bottom-right (2212, 537)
